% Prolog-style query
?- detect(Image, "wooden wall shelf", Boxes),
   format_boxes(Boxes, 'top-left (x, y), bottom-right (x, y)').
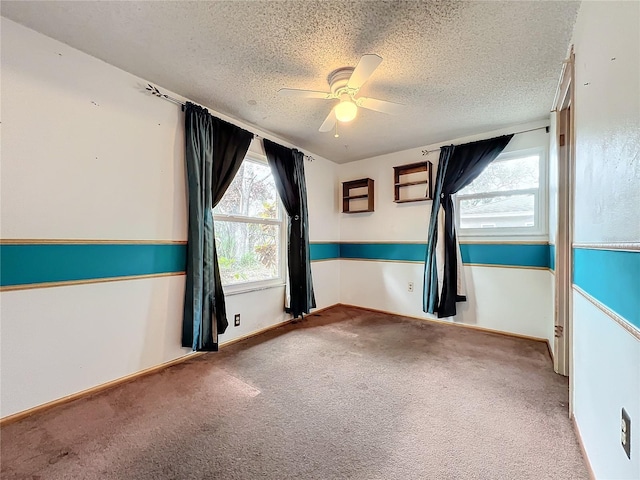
top-left (393, 161), bottom-right (432, 203)
top-left (342, 178), bottom-right (374, 213)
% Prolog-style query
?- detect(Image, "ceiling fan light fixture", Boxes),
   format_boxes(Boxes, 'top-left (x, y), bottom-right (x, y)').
top-left (335, 100), bottom-right (357, 123)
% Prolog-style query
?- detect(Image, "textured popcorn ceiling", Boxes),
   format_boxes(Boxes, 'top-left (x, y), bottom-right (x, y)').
top-left (2, 1), bottom-right (579, 163)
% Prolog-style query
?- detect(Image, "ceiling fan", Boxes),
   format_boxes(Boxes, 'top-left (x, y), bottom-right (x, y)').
top-left (278, 54), bottom-right (403, 133)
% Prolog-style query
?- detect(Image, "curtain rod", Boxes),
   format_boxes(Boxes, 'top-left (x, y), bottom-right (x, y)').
top-left (420, 125), bottom-right (550, 156)
top-left (146, 84), bottom-right (316, 162)
top-left (147, 84), bottom-right (548, 162)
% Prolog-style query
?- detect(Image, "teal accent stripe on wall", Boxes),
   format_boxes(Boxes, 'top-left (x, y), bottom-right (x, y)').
top-left (341, 243), bottom-right (426, 262)
top-left (460, 243), bottom-right (550, 268)
top-left (574, 248), bottom-right (640, 329)
top-left (309, 243), bottom-right (340, 261)
top-left (341, 242), bottom-right (550, 268)
top-left (1, 244), bottom-right (186, 288)
top-left (549, 244), bottom-right (555, 271)
top-left (1, 241), bottom-right (551, 290)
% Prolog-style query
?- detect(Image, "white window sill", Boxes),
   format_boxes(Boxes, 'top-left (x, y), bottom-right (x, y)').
top-left (458, 232), bottom-right (549, 243)
top-left (223, 281), bottom-right (286, 296)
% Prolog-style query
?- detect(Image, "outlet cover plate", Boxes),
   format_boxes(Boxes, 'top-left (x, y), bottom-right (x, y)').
top-left (622, 408), bottom-right (631, 459)
top-left (234, 314), bottom-right (240, 327)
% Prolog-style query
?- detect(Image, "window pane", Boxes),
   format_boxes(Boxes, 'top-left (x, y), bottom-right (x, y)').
top-left (461, 155), bottom-right (539, 195)
top-left (459, 194), bottom-right (535, 229)
top-left (214, 161), bottom-right (278, 219)
top-left (215, 220), bottom-right (280, 285)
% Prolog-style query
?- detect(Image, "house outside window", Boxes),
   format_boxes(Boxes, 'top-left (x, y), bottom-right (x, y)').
top-left (456, 148), bottom-right (547, 238)
top-left (213, 156), bottom-right (286, 292)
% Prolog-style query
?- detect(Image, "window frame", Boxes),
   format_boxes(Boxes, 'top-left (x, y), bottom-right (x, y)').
top-left (213, 153), bottom-right (287, 295)
top-left (455, 147), bottom-right (548, 240)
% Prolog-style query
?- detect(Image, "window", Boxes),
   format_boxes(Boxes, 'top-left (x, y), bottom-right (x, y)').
top-left (213, 156), bottom-right (285, 291)
top-left (456, 148), bottom-right (546, 236)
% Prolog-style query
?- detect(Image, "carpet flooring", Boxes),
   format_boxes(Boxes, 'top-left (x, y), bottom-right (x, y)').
top-left (1, 305), bottom-right (588, 479)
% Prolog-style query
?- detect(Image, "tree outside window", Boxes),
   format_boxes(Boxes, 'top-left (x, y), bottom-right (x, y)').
top-left (214, 159), bottom-right (284, 286)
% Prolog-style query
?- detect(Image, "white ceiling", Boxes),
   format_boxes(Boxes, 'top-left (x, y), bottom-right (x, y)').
top-left (1, 1), bottom-right (579, 163)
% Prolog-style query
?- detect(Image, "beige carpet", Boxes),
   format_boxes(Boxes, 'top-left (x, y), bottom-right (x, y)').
top-left (1, 305), bottom-right (588, 479)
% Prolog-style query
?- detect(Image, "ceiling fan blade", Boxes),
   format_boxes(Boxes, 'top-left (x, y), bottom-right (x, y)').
top-left (319, 109), bottom-right (337, 132)
top-left (278, 88), bottom-right (332, 99)
top-left (347, 54), bottom-right (383, 90)
top-left (358, 97), bottom-right (404, 115)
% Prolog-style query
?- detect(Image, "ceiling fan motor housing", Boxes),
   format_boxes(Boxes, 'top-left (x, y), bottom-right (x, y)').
top-left (277, 54), bottom-right (395, 132)
top-left (328, 67), bottom-right (356, 96)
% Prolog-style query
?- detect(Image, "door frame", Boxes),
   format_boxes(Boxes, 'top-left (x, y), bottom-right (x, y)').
top-left (552, 47), bottom-right (575, 412)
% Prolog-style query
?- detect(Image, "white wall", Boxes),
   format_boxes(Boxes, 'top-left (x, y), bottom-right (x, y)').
top-left (570, 2), bottom-right (640, 478)
top-left (338, 125), bottom-right (553, 340)
top-left (341, 262), bottom-right (552, 339)
top-left (301, 146), bottom-right (342, 313)
top-left (573, 294), bottom-right (639, 479)
top-left (0, 18), bottom-right (340, 418)
top-left (571, 7), bottom-right (640, 245)
top-left (1, 277), bottom-right (188, 416)
top-left (339, 122), bottom-right (549, 242)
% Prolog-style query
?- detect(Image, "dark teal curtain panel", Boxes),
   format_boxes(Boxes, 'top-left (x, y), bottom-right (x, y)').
top-left (182, 103), bottom-right (253, 351)
top-left (263, 139), bottom-right (316, 318)
top-left (423, 135), bottom-right (514, 318)
top-left (423, 145), bottom-right (454, 316)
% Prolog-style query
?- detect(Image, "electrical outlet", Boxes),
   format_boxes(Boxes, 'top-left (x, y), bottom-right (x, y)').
top-left (622, 408), bottom-right (631, 459)
top-left (408, 282), bottom-right (414, 292)
top-left (234, 314), bottom-right (240, 327)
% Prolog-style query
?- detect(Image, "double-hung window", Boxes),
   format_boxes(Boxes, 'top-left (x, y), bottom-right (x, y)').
top-left (456, 148), bottom-right (546, 237)
top-left (213, 156), bottom-right (285, 292)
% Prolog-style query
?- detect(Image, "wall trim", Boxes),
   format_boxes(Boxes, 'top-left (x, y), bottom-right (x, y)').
top-left (573, 242), bottom-right (640, 252)
top-left (0, 256), bottom-right (552, 291)
top-left (338, 240), bottom-right (550, 245)
top-left (339, 241), bottom-right (425, 245)
top-left (464, 263), bottom-right (549, 271)
top-left (217, 318), bottom-right (292, 348)
top-left (219, 303), bottom-right (335, 348)
top-left (0, 303), bottom-right (338, 427)
top-left (546, 340), bottom-right (554, 363)
top-left (0, 350), bottom-right (202, 427)
top-left (336, 239), bottom-right (427, 245)
top-left (340, 243), bottom-right (550, 268)
top-left (0, 271), bottom-right (186, 292)
top-left (459, 239), bottom-right (550, 245)
top-left (0, 239), bottom-right (187, 245)
top-left (341, 257), bottom-right (422, 264)
top-left (339, 258), bottom-right (550, 271)
top-left (571, 415), bottom-right (597, 480)
top-left (338, 303), bottom-right (550, 345)
top-left (573, 285), bottom-right (640, 341)
top-left (2, 242), bottom-right (549, 291)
